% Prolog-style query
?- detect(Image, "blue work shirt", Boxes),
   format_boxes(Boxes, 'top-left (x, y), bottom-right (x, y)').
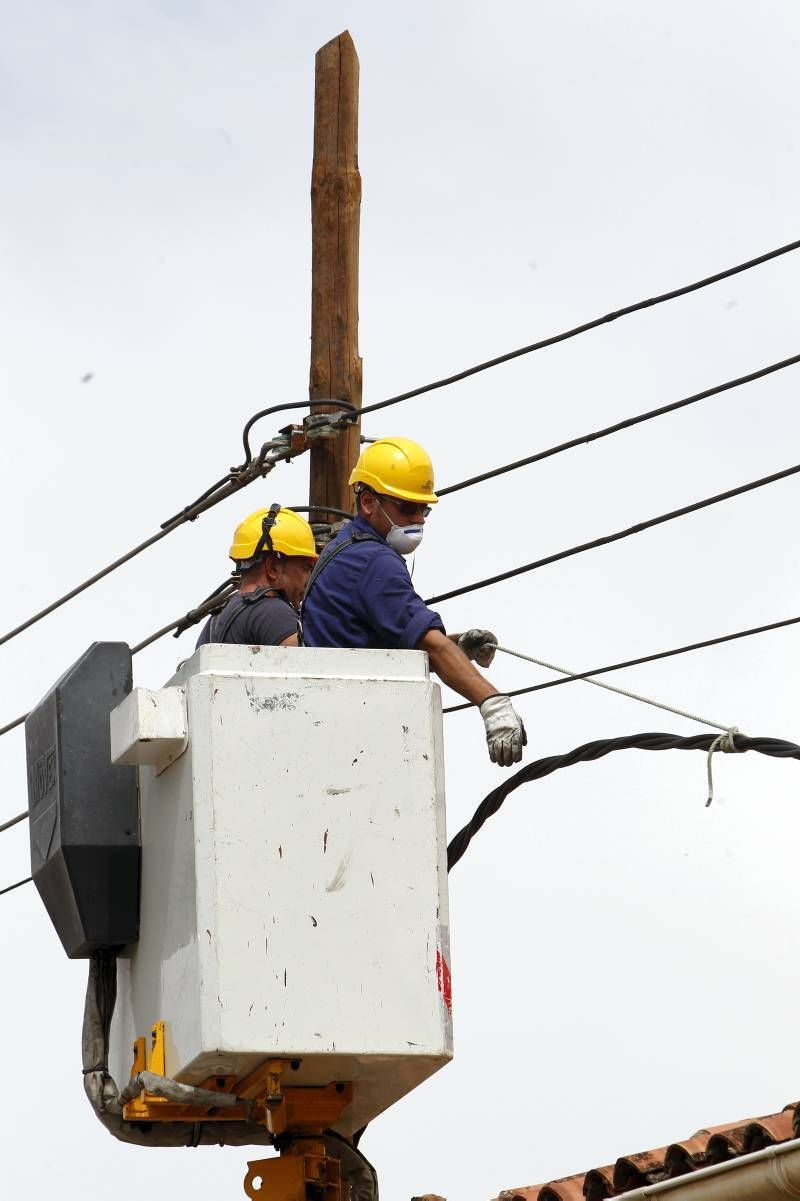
top-left (302, 515), bottom-right (446, 650)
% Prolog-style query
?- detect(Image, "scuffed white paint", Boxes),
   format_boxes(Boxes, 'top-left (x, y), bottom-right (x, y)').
top-left (108, 644), bottom-right (452, 1135)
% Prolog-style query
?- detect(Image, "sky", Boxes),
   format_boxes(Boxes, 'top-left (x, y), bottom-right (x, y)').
top-left (2, 2), bottom-right (800, 1198)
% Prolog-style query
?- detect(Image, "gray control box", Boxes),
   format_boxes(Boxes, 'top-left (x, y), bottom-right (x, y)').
top-left (25, 642), bottom-right (140, 958)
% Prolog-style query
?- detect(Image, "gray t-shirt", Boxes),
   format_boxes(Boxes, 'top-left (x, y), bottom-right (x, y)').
top-left (196, 590), bottom-right (298, 648)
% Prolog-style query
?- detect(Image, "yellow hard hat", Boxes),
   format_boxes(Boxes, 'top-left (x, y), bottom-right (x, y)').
top-left (349, 437), bottom-right (439, 505)
top-left (229, 506), bottom-right (318, 564)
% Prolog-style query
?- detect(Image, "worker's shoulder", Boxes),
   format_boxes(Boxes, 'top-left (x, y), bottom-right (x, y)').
top-left (325, 523), bottom-right (394, 564)
top-left (238, 591), bottom-right (297, 637)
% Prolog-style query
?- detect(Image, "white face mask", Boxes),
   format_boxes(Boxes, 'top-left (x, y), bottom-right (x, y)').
top-left (386, 523), bottom-right (424, 556)
top-left (374, 497), bottom-right (425, 556)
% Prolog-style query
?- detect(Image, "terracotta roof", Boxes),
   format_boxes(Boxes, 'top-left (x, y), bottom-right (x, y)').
top-left (495, 1102), bottom-right (800, 1200)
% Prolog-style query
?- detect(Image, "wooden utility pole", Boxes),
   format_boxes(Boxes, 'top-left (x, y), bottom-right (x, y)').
top-left (308, 30), bottom-right (362, 519)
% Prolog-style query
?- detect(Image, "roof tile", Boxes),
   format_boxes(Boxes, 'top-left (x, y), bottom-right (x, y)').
top-left (492, 1101), bottom-right (799, 1201)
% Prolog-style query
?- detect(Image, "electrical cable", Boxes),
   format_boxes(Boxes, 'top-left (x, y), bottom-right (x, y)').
top-left (0, 713), bottom-right (25, 738)
top-left (3, 238), bottom-right (799, 654)
top-left (0, 451), bottom-right (286, 651)
top-left (0, 875), bottom-right (31, 897)
top-left (5, 606), bottom-right (800, 837)
top-left (0, 496), bottom-right (348, 742)
top-left (0, 395), bottom-right (352, 656)
top-left (3, 240), bottom-right (798, 653)
top-left (0, 810), bottom-right (28, 835)
top-left (0, 577), bottom-right (238, 768)
top-left (437, 352), bottom-right (800, 498)
top-left (355, 236), bottom-right (800, 417)
top-left (9, 730), bottom-right (792, 889)
top-left (291, 506), bottom-right (354, 521)
top-left (492, 643), bottom-right (736, 733)
top-left (446, 732), bottom-right (800, 871)
top-left (426, 460), bottom-right (800, 605)
top-left (443, 613), bottom-right (800, 714)
top-left (240, 399), bottom-right (357, 466)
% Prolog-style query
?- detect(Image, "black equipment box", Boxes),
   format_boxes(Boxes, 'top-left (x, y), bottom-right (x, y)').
top-left (25, 642), bottom-right (140, 958)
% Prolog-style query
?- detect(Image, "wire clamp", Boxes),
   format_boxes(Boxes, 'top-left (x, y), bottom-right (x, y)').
top-left (303, 411), bottom-right (355, 441)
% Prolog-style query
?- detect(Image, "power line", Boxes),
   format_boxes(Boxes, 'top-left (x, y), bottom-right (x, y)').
top-left (443, 613), bottom-right (800, 713)
top-left (3, 239), bottom-right (798, 652)
top-left (6, 731), bottom-right (798, 898)
top-left (356, 236), bottom-right (800, 418)
top-left (0, 455), bottom-right (278, 652)
top-left (437, 352), bottom-right (800, 498)
top-left (446, 731), bottom-right (800, 871)
top-left (6, 604), bottom-right (800, 836)
top-left (240, 399), bottom-right (357, 466)
top-left (0, 498), bottom-right (349, 742)
top-left (0, 810), bottom-right (28, 835)
top-left (0, 578), bottom-right (238, 748)
top-left (0, 403), bottom-right (351, 653)
top-left (426, 460), bottom-right (800, 606)
top-left (0, 713), bottom-right (25, 738)
top-left (0, 875), bottom-right (31, 898)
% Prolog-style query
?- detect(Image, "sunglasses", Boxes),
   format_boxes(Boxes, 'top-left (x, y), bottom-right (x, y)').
top-left (376, 493), bottom-right (432, 519)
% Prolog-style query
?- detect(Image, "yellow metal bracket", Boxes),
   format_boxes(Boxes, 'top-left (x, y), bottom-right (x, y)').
top-left (244, 1142), bottom-right (342, 1201)
top-left (123, 1030), bottom-right (352, 1197)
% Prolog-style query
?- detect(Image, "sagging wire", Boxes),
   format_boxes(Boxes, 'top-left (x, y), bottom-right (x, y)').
top-left (0, 404), bottom-right (358, 653)
top-left (437, 351), bottom-right (800, 498)
top-left (446, 732), bottom-right (800, 871)
top-left (426, 460), bottom-right (800, 605)
top-left (3, 237), bottom-right (799, 655)
top-left (0, 577), bottom-right (241, 843)
top-left (7, 734), bottom-right (794, 899)
top-left (4, 235), bottom-right (800, 655)
top-left (349, 235), bottom-right (800, 419)
top-left (0, 713), bottom-right (25, 738)
top-left (488, 644), bottom-right (739, 805)
top-left (0, 875), bottom-right (31, 898)
top-left (0, 505), bottom-right (356, 744)
top-left (0, 810), bottom-right (28, 835)
top-left (443, 613), bottom-right (800, 714)
top-left (3, 605), bottom-right (798, 840)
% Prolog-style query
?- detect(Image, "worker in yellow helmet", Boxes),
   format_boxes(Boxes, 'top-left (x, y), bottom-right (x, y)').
top-left (301, 438), bottom-right (527, 767)
top-left (196, 505), bottom-right (318, 648)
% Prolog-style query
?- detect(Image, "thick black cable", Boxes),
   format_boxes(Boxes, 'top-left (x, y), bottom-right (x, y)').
top-left (0, 495), bottom-right (339, 741)
top-left (0, 875), bottom-right (31, 897)
top-left (0, 582), bottom-right (236, 834)
top-left (0, 810), bottom-right (28, 835)
top-left (5, 733), bottom-right (799, 892)
top-left (0, 578), bottom-right (239, 761)
top-left (358, 236), bottom-right (800, 417)
top-left (446, 732), bottom-right (800, 871)
top-left (438, 352), bottom-right (800, 498)
top-left (443, 614), bottom-right (800, 714)
top-left (426, 461), bottom-right (800, 606)
top-left (294, 506), bottom-right (354, 520)
top-left (0, 460), bottom-right (275, 651)
top-left (241, 400), bottom-right (357, 465)
top-left (0, 713), bottom-right (25, 738)
top-left (3, 240), bottom-right (797, 653)
top-left (2, 239), bottom-right (799, 652)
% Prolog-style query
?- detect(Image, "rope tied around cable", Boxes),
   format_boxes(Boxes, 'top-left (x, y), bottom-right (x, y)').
top-left (705, 726), bottom-right (741, 806)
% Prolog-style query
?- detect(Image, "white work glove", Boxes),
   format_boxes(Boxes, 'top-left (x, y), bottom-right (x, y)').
top-left (479, 695), bottom-right (527, 767)
top-left (458, 629), bottom-right (498, 668)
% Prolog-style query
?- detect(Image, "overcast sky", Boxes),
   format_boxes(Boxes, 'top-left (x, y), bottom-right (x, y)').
top-left (3, 3), bottom-right (800, 1198)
